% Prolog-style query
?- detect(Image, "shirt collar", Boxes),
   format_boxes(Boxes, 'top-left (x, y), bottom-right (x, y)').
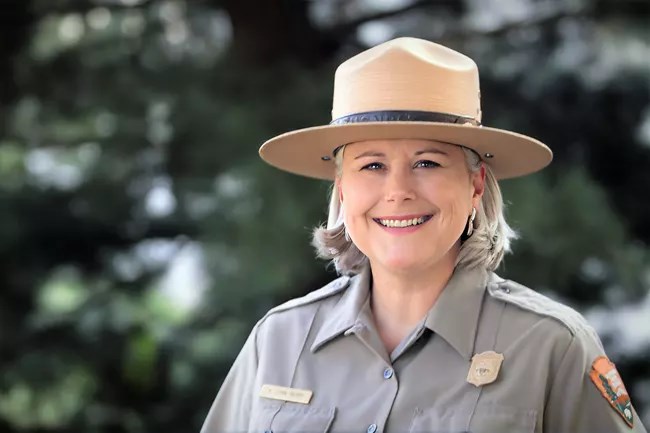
top-left (310, 265), bottom-right (489, 359)
top-left (310, 266), bottom-right (372, 353)
top-left (423, 265), bottom-right (489, 360)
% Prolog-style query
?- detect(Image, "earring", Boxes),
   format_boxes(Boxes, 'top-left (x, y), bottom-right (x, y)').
top-left (466, 207), bottom-right (476, 237)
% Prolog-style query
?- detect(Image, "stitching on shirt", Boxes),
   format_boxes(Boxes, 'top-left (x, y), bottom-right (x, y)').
top-left (541, 332), bottom-right (576, 430)
top-left (465, 297), bottom-right (506, 431)
top-left (268, 301), bottom-right (324, 430)
top-left (290, 301), bottom-right (322, 388)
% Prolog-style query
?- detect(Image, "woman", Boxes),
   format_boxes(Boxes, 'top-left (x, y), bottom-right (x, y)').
top-left (201, 38), bottom-right (646, 433)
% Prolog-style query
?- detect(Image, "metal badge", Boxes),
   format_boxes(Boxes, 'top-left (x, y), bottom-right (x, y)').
top-left (466, 351), bottom-right (504, 387)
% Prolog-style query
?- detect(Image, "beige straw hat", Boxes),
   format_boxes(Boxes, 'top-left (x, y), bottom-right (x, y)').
top-left (259, 37), bottom-right (552, 180)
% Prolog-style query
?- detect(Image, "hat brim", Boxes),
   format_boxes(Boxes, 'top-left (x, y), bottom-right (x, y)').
top-left (259, 122), bottom-right (552, 180)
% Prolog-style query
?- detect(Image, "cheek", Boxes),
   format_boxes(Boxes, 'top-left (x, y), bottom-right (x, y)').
top-left (340, 178), bottom-right (377, 217)
top-left (426, 184), bottom-right (470, 225)
top-left (343, 198), bottom-right (373, 229)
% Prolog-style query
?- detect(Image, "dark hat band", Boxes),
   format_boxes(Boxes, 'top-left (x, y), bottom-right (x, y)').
top-left (330, 110), bottom-right (481, 126)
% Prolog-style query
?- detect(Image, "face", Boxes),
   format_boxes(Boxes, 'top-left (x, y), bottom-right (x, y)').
top-left (338, 139), bottom-right (485, 275)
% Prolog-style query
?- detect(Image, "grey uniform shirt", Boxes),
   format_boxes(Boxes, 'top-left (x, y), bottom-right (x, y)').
top-left (201, 265), bottom-right (647, 433)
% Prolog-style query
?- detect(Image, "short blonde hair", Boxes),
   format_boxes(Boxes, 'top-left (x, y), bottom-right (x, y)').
top-left (311, 144), bottom-right (518, 274)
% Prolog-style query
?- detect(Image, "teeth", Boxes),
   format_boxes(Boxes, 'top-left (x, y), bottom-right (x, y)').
top-left (379, 216), bottom-right (427, 228)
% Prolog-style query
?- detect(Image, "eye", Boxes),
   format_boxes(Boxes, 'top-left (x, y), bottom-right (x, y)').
top-left (414, 160), bottom-right (441, 168)
top-left (361, 162), bottom-right (385, 171)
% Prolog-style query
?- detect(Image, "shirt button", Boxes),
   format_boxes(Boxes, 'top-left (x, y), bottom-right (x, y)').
top-left (367, 424), bottom-right (377, 433)
top-left (383, 367), bottom-right (393, 379)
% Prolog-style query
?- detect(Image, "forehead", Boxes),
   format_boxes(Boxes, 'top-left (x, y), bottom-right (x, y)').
top-left (343, 139), bottom-right (462, 157)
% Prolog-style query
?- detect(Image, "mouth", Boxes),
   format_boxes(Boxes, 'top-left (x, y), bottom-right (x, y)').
top-left (372, 215), bottom-right (433, 228)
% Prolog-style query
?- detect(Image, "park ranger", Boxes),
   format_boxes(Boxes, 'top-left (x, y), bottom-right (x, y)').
top-left (201, 37), bottom-right (647, 433)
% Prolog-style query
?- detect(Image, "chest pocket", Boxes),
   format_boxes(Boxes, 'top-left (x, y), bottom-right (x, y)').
top-left (469, 403), bottom-right (537, 433)
top-left (409, 403), bottom-right (537, 433)
top-left (250, 401), bottom-right (336, 432)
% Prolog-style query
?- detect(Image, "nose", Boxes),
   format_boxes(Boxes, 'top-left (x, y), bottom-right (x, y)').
top-left (384, 167), bottom-right (416, 203)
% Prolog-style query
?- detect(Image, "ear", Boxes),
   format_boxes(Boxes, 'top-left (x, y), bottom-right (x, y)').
top-left (336, 178), bottom-right (344, 203)
top-left (471, 164), bottom-right (486, 208)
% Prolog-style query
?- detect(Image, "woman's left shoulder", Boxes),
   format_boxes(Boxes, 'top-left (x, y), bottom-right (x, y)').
top-left (484, 275), bottom-right (646, 431)
top-left (486, 273), bottom-right (600, 342)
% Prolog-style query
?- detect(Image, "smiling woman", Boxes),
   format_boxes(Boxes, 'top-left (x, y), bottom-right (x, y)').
top-left (200, 38), bottom-right (647, 433)
top-left (313, 139), bottom-right (515, 276)
top-left (344, 140), bottom-right (479, 275)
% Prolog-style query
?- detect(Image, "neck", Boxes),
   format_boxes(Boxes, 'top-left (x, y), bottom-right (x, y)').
top-left (369, 247), bottom-right (459, 353)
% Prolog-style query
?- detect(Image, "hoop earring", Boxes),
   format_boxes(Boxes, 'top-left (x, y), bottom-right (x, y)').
top-left (466, 207), bottom-right (476, 237)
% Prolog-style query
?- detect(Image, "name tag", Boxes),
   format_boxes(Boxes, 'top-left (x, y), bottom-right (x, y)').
top-left (259, 384), bottom-right (313, 405)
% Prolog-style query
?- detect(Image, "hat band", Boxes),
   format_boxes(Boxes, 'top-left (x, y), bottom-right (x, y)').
top-left (330, 110), bottom-right (481, 126)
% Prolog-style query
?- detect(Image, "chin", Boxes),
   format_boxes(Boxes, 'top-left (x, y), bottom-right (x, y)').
top-left (374, 246), bottom-right (456, 274)
top-left (378, 255), bottom-right (435, 273)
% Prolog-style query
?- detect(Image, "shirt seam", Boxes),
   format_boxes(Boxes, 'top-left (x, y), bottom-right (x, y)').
top-left (542, 330), bottom-right (576, 432)
top-left (465, 297), bottom-right (506, 431)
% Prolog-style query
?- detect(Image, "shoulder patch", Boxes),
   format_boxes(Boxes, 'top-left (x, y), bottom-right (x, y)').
top-left (486, 274), bottom-right (593, 337)
top-left (263, 275), bottom-right (351, 318)
top-left (590, 356), bottom-right (634, 428)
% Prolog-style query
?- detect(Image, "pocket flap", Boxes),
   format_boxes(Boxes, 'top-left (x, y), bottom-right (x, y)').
top-left (252, 401), bottom-right (336, 432)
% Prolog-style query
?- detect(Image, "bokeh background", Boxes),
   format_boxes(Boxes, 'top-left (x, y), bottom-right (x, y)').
top-left (1, 0), bottom-right (649, 431)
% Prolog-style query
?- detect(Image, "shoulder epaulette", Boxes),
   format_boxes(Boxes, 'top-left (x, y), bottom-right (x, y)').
top-left (486, 274), bottom-right (594, 338)
top-left (263, 275), bottom-right (351, 319)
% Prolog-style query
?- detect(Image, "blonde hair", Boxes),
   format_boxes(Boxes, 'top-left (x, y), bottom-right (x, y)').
top-left (311, 144), bottom-right (518, 275)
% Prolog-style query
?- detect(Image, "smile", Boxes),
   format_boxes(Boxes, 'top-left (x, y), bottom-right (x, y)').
top-left (373, 215), bottom-right (433, 228)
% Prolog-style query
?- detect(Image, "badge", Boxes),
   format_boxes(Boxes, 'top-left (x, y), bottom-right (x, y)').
top-left (589, 356), bottom-right (634, 428)
top-left (466, 351), bottom-right (504, 387)
top-left (259, 384), bottom-right (313, 405)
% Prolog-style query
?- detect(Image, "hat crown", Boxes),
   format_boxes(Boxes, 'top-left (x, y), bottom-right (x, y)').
top-left (259, 37), bottom-right (552, 181)
top-left (332, 38), bottom-right (481, 122)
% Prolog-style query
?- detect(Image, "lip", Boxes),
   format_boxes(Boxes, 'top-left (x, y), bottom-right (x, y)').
top-left (372, 214), bottom-right (433, 235)
top-left (374, 214), bottom-right (431, 220)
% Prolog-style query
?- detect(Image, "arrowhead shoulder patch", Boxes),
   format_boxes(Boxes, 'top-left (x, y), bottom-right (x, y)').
top-left (589, 356), bottom-right (634, 428)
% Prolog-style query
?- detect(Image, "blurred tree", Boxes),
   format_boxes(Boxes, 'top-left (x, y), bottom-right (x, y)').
top-left (0, 0), bottom-right (648, 432)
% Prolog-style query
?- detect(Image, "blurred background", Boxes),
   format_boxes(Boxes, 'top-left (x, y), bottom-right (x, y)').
top-left (0, 0), bottom-right (649, 431)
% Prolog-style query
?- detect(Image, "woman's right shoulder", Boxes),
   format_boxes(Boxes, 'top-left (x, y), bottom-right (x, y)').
top-left (256, 274), bottom-right (352, 329)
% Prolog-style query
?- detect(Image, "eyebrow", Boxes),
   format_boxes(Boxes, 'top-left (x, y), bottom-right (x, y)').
top-left (353, 148), bottom-right (449, 159)
top-left (415, 149), bottom-right (448, 156)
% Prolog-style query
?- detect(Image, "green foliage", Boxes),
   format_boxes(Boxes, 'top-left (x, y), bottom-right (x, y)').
top-left (503, 167), bottom-right (649, 305)
top-left (0, 357), bottom-right (96, 429)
